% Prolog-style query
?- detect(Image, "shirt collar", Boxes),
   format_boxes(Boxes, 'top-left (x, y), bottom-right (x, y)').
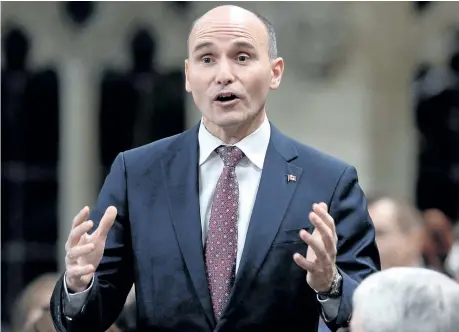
top-left (198, 116), bottom-right (271, 169)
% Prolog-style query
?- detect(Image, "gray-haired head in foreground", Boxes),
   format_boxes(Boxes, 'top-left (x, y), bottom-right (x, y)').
top-left (352, 267), bottom-right (459, 332)
top-left (189, 8), bottom-right (278, 59)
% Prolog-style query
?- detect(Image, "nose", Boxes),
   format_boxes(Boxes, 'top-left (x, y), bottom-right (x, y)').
top-left (215, 59), bottom-right (234, 86)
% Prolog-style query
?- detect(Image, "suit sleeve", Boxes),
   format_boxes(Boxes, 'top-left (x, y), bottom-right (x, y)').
top-left (50, 153), bottom-right (134, 332)
top-left (324, 165), bottom-right (381, 331)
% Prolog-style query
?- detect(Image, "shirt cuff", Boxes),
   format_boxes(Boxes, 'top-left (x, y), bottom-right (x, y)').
top-left (317, 295), bottom-right (341, 322)
top-left (63, 272), bottom-right (94, 317)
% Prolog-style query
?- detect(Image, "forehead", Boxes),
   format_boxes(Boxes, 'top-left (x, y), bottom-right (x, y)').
top-left (369, 199), bottom-right (398, 228)
top-left (189, 8), bottom-right (268, 54)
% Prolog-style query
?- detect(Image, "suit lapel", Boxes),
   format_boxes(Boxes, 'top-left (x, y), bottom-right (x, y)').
top-left (222, 125), bottom-right (303, 319)
top-left (161, 126), bottom-right (216, 328)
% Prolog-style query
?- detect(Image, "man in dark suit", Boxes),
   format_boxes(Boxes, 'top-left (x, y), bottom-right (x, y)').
top-left (50, 5), bottom-right (380, 332)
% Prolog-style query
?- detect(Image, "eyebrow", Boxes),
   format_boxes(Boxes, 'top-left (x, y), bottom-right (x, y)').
top-left (233, 41), bottom-right (257, 52)
top-left (192, 40), bottom-right (257, 54)
top-left (192, 41), bottom-right (215, 54)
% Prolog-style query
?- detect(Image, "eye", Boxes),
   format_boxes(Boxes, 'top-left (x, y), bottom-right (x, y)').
top-left (201, 56), bottom-right (213, 64)
top-left (237, 54), bottom-right (249, 62)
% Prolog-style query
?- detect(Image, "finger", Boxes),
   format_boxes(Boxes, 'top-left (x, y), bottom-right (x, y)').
top-left (319, 202), bottom-right (328, 212)
top-left (66, 243), bottom-right (95, 262)
top-left (95, 206), bottom-right (117, 238)
top-left (299, 229), bottom-right (329, 262)
top-left (67, 220), bottom-right (94, 249)
top-left (313, 203), bottom-right (336, 235)
top-left (71, 206), bottom-right (90, 229)
top-left (309, 212), bottom-right (335, 252)
top-left (293, 253), bottom-right (317, 272)
top-left (67, 264), bottom-right (95, 279)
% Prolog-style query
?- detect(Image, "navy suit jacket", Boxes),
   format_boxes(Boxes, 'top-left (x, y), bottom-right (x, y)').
top-left (51, 123), bottom-right (380, 332)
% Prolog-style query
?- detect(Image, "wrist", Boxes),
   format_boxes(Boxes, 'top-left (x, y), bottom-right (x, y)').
top-left (317, 267), bottom-right (342, 299)
top-left (65, 273), bottom-right (92, 293)
top-left (67, 282), bottom-right (87, 294)
top-left (314, 266), bottom-right (337, 292)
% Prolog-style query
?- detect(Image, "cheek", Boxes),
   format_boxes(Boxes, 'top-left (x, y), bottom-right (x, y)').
top-left (244, 75), bottom-right (271, 100)
top-left (188, 70), bottom-right (209, 92)
top-left (375, 236), bottom-right (388, 250)
top-left (189, 82), bottom-right (208, 103)
top-left (377, 237), bottom-right (398, 256)
top-left (191, 90), bottom-right (207, 109)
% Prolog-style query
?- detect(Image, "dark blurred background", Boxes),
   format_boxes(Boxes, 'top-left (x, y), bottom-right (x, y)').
top-left (1, 2), bottom-right (459, 332)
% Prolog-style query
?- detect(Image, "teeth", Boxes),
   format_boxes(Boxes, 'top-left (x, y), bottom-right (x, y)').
top-left (219, 93), bottom-right (233, 98)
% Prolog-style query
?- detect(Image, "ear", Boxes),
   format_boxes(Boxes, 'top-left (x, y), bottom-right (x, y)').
top-left (269, 57), bottom-right (285, 90)
top-left (185, 59), bottom-right (191, 93)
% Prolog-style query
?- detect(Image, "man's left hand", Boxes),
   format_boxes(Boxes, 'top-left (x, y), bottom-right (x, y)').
top-left (293, 202), bottom-right (338, 292)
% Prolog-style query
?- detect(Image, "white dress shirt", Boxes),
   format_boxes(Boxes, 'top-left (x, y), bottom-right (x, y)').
top-left (64, 116), bottom-right (340, 321)
top-left (198, 117), bottom-right (270, 272)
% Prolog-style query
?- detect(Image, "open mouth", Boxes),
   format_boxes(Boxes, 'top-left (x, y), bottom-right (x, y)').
top-left (215, 92), bottom-right (239, 103)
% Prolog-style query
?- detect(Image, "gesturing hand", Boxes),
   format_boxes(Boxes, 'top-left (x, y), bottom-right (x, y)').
top-left (293, 202), bottom-right (338, 292)
top-left (65, 206), bottom-right (117, 293)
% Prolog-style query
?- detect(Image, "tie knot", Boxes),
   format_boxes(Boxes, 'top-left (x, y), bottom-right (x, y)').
top-left (216, 145), bottom-right (245, 167)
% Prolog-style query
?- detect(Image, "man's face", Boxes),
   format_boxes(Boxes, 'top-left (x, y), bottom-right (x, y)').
top-left (185, 6), bottom-right (283, 129)
top-left (369, 199), bottom-right (421, 269)
top-left (24, 281), bottom-right (55, 330)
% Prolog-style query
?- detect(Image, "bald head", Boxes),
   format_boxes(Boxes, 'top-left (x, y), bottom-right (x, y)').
top-left (368, 196), bottom-right (423, 233)
top-left (368, 196), bottom-right (425, 269)
top-left (184, 5), bottom-right (285, 138)
top-left (189, 5), bottom-right (278, 59)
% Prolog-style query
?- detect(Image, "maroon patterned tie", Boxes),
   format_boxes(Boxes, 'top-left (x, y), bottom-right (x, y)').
top-left (205, 145), bottom-right (245, 320)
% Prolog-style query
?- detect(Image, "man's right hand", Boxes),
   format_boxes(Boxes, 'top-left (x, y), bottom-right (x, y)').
top-left (65, 206), bottom-right (117, 293)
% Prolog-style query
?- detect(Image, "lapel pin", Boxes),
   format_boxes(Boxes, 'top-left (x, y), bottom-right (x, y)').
top-left (287, 174), bottom-right (297, 183)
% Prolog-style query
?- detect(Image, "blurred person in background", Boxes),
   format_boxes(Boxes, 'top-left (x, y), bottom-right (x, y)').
top-left (367, 195), bottom-right (427, 270)
top-left (11, 272), bottom-right (131, 332)
top-left (319, 196), bottom-right (419, 332)
top-left (11, 273), bottom-right (58, 332)
top-left (350, 267), bottom-right (459, 332)
top-left (50, 5), bottom-right (379, 332)
top-left (421, 208), bottom-right (455, 274)
top-left (444, 223), bottom-right (459, 281)
top-left (368, 195), bottom-right (458, 276)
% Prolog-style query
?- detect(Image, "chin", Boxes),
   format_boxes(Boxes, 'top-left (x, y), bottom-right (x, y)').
top-left (210, 110), bottom-right (248, 127)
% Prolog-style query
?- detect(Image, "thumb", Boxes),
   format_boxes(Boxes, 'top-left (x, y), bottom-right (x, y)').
top-left (97, 206), bottom-right (117, 238)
